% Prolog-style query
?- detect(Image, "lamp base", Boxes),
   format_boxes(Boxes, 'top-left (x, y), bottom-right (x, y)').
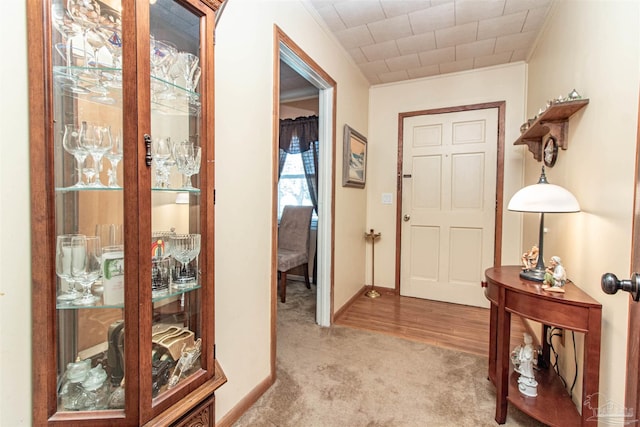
top-left (520, 268), bottom-right (546, 282)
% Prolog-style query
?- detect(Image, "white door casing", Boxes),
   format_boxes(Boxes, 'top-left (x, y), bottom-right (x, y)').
top-left (400, 108), bottom-right (498, 308)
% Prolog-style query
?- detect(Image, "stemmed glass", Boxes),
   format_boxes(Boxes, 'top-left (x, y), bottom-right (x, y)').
top-left (176, 52), bottom-right (199, 92)
top-left (152, 137), bottom-right (173, 188)
top-left (174, 142), bottom-right (201, 190)
top-left (67, 0), bottom-right (102, 76)
top-left (71, 235), bottom-right (102, 306)
top-left (55, 234), bottom-right (85, 302)
top-left (105, 128), bottom-right (123, 187)
top-left (62, 124), bottom-right (88, 187)
top-left (81, 122), bottom-right (112, 187)
top-left (170, 234), bottom-right (201, 287)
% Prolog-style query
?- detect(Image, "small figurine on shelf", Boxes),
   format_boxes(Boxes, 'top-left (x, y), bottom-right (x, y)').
top-left (167, 338), bottom-right (202, 389)
top-left (542, 256), bottom-right (567, 293)
top-left (521, 245), bottom-right (539, 271)
top-left (511, 333), bottom-right (538, 397)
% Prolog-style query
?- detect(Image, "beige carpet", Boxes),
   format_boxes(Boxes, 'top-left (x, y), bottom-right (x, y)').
top-left (233, 280), bottom-right (545, 427)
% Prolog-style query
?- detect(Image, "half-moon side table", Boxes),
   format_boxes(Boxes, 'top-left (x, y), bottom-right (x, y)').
top-left (484, 266), bottom-right (602, 426)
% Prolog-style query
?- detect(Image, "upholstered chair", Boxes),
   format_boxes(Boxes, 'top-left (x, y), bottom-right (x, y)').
top-left (278, 205), bottom-right (314, 303)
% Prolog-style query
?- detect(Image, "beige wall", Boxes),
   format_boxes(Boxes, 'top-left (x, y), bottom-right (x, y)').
top-left (1, 1), bottom-right (31, 426)
top-left (524, 0), bottom-right (639, 410)
top-left (367, 64), bottom-right (528, 289)
top-left (214, 0), bottom-right (369, 420)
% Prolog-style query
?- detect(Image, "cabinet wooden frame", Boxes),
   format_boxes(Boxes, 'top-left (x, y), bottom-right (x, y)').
top-left (27, 0), bottom-right (225, 425)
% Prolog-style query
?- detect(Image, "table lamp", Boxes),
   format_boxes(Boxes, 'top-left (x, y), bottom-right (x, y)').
top-left (508, 166), bottom-right (580, 281)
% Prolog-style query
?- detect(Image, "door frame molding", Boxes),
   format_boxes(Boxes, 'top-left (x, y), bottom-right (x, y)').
top-left (625, 92), bottom-right (640, 416)
top-left (272, 26), bottom-right (337, 376)
top-left (395, 101), bottom-right (506, 293)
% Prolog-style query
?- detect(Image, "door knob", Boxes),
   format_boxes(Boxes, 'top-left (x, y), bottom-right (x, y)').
top-left (403, 214), bottom-right (410, 222)
top-left (601, 272), bottom-right (640, 301)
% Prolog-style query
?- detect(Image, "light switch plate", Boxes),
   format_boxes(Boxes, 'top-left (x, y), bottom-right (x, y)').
top-left (382, 193), bottom-right (393, 204)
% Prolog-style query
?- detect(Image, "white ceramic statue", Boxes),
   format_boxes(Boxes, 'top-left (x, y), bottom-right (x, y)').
top-left (511, 333), bottom-right (538, 397)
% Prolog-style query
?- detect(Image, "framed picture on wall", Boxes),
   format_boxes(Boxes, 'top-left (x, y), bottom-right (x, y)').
top-left (342, 124), bottom-right (367, 188)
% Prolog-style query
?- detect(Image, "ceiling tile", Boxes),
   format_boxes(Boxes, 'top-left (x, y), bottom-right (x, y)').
top-left (456, 38), bottom-right (496, 60)
top-left (361, 39), bottom-right (401, 62)
top-left (334, 1), bottom-right (386, 28)
top-left (359, 59), bottom-right (391, 75)
top-left (380, 0), bottom-right (431, 18)
top-left (313, 4), bottom-right (347, 31)
top-left (386, 53), bottom-right (421, 71)
top-left (408, 2), bottom-right (455, 34)
top-left (455, 0), bottom-right (506, 25)
top-left (435, 22), bottom-right (478, 48)
top-left (504, 0), bottom-right (550, 15)
top-left (378, 69), bottom-right (410, 83)
top-left (523, 6), bottom-right (550, 32)
top-left (348, 47), bottom-right (368, 64)
top-left (511, 48), bottom-right (528, 61)
top-left (495, 30), bottom-right (537, 52)
top-left (419, 46), bottom-right (455, 66)
top-left (477, 11), bottom-right (528, 40)
top-left (396, 32), bottom-right (437, 55)
top-left (474, 51), bottom-right (513, 68)
top-left (334, 25), bottom-right (375, 49)
top-left (439, 58), bottom-right (474, 74)
top-left (368, 14), bottom-right (413, 43)
top-left (407, 64), bottom-right (440, 79)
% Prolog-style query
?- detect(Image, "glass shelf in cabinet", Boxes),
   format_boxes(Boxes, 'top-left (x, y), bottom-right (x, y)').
top-left (56, 283), bottom-right (202, 310)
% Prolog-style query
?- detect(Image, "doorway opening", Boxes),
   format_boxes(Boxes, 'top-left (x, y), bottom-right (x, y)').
top-left (273, 26), bottom-right (336, 341)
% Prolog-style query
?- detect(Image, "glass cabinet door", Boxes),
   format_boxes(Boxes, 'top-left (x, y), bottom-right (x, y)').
top-left (52, 0), bottom-right (126, 415)
top-left (44, 0), bottom-right (216, 423)
top-left (145, 0), bottom-right (210, 410)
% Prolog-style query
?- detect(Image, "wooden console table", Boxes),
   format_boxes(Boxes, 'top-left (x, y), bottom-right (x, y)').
top-left (484, 266), bottom-right (602, 426)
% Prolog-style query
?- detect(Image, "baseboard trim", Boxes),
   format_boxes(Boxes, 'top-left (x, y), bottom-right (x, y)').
top-left (333, 285), bottom-right (366, 321)
top-left (216, 374), bottom-right (275, 427)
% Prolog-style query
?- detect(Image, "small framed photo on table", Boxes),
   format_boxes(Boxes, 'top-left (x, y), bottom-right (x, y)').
top-left (342, 124), bottom-right (367, 188)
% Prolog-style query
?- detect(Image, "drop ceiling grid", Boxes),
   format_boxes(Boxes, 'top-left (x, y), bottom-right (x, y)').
top-left (309, 0), bottom-right (552, 84)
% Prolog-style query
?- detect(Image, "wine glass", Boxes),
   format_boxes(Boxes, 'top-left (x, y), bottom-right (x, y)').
top-left (152, 137), bottom-right (173, 188)
top-left (170, 234), bottom-right (200, 287)
top-left (55, 234), bottom-right (85, 302)
top-left (81, 122), bottom-right (112, 187)
top-left (62, 124), bottom-right (88, 187)
top-left (71, 235), bottom-right (102, 305)
top-left (67, 0), bottom-right (101, 73)
top-left (174, 142), bottom-right (201, 190)
top-left (105, 128), bottom-right (123, 187)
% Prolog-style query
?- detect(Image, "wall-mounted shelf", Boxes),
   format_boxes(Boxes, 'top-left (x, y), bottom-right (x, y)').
top-left (515, 99), bottom-right (589, 161)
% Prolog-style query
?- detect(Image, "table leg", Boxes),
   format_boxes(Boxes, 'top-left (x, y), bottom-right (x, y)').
top-left (488, 303), bottom-right (497, 385)
top-left (495, 288), bottom-right (511, 424)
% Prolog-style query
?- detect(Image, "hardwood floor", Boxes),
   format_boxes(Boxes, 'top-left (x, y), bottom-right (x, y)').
top-left (335, 288), bottom-right (531, 357)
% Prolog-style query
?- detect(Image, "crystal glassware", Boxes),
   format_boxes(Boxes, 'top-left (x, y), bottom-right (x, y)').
top-left (51, 2), bottom-right (89, 94)
top-left (55, 234), bottom-right (85, 302)
top-left (105, 128), bottom-right (123, 187)
top-left (174, 142), bottom-right (201, 190)
top-left (169, 234), bottom-right (200, 287)
top-left (81, 122), bottom-right (112, 187)
top-left (152, 136), bottom-right (173, 188)
top-left (71, 235), bottom-right (102, 305)
top-left (62, 124), bottom-right (88, 187)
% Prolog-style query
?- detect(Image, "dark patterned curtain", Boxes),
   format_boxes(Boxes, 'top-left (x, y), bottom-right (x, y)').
top-left (279, 115), bottom-right (319, 213)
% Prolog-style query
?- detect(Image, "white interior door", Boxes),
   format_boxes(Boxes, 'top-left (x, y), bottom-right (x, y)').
top-left (400, 108), bottom-right (498, 307)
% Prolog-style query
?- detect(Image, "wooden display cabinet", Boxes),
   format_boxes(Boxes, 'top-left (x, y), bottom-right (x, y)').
top-left (27, 0), bottom-right (225, 425)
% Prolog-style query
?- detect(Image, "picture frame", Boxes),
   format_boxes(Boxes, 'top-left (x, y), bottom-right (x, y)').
top-left (342, 124), bottom-right (367, 188)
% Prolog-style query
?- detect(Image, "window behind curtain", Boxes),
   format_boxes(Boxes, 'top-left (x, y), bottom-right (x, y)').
top-left (278, 152), bottom-right (317, 224)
